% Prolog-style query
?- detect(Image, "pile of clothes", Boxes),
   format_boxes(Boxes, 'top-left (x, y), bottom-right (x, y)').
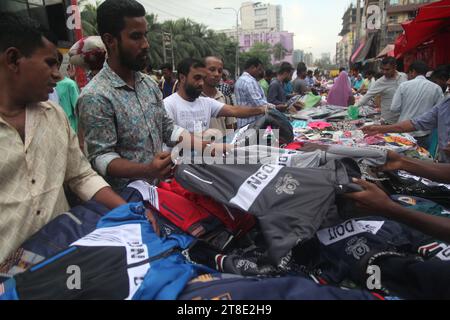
top-left (1, 142), bottom-right (449, 300)
top-left (1, 111), bottom-right (449, 300)
top-left (285, 105), bottom-right (432, 161)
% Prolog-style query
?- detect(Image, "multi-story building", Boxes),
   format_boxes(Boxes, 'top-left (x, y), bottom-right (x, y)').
top-left (336, 0), bottom-right (441, 71)
top-left (217, 2), bottom-right (293, 65)
top-left (240, 30), bottom-right (294, 65)
top-left (321, 53), bottom-right (332, 64)
top-left (336, 4), bottom-right (363, 68)
top-left (304, 53), bottom-right (314, 68)
top-left (293, 50), bottom-right (305, 66)
top-left (240, 2), bottom-right (283, 32)
top-left (384, 0), bottom-right (439, 45)
top-left (358, 0), bottom-right (439, 57)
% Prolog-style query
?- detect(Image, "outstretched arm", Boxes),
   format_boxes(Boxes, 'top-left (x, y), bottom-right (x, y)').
top-left (218, 104), bottom-right (267, 118)
top-left (346, 179), bottom-right (450, 243)
top-left (361, 120), bottom-right (416, 136)
top-left (378, 151), bottom-right (450, 183)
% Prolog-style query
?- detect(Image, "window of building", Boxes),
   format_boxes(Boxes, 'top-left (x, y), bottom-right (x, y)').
top-left (254, 8), bottom-right (267, 16)
top-left (255, 19), bottom-right (268, 29)
top-left (389, 15), bottom-right (398, 23)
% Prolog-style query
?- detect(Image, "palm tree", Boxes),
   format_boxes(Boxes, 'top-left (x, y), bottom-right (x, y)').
top-left (240, 42), bottom-right (272, 70)
top-left (272, 42), bottom-right (288, 62)
top-left (77, 3), bottom-right (238, 72)
top-left (146, 13), bottom-right (164, 68)
top-left (162, 19), bottom-right (213, 66)
top-left (79, 0), bottom-right (101, 36)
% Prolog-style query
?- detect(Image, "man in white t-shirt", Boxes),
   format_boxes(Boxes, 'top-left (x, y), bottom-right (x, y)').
top-left (164, 58), bottom-right (271, 135)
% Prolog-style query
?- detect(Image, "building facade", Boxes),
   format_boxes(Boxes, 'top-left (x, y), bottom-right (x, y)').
top-left (239, 30), bottom-right (294, 65)
top-left (336, 0), bottom-right (439, 68)
top-left (217, 2), bottom-right (293, 66)
top-left (336, 4), bottom-right (362, 68)
top-left (304, 53), bottom-right (314, 68)
top-left (293, 50), bottom-right (305, 66)
top-left (240, 1), bottom-right (283, 32)
top-left (384, 0), bottom-right (439, 46)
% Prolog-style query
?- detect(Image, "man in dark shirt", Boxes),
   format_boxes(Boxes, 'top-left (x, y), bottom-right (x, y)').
top-left (160, 63), bottom-right (178, 98)
top-left (292, 63), bottom-right (309, 96)
top-left (268, 63), bottom-right (294, 105)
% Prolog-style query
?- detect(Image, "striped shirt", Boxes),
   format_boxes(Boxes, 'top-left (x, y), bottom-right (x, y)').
top-left (234, 72), bottom-right (268, 128)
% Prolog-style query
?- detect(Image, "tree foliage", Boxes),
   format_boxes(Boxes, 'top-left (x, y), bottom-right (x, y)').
top-left (239, 42), bottom-right (273, 71)
top-left (272, 42), bottom-right (288, 62)
top-left (79, 3), bottom-right (238, 75)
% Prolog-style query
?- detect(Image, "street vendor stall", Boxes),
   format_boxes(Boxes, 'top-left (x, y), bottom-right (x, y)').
top-left (1, 106), bottom-right (449, 301)
top-left (395, 0), bottom-right (450, 70)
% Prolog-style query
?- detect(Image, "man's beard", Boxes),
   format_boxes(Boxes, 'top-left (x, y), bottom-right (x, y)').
top-left (185, 84), bottom-right (202, 101)
top-left (118, 41), bottom-right (148, 71)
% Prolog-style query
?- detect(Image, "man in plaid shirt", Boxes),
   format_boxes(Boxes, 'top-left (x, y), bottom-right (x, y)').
top-left (234, 58), bottom-right (272, 128)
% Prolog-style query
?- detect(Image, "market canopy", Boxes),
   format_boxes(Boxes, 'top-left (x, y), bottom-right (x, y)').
top-left (395, 0), bottom-right (450, 58)
top-left (351, 33), bottom-right (376, 63)
top-left (377, 44), bottom-right (395, 58)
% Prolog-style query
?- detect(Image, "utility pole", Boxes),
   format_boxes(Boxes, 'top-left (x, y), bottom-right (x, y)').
top-left (355, 0), bottom-right (362, 43)
top-left (215, 2), bottom-right (262, 79)
top-left (162, 31), bottom-right (167, 63)
top-left (162, 32), bottom-right (174, 68)
top-left (379, 0), bottom-right (388, 54)
top-left (171, 33), bottom-right (175, 71)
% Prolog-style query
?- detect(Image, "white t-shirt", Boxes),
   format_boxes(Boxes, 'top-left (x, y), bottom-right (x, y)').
top-left (164, 93), bottom-right (225, 133)
top-left (48, 89), bottom-right (60, 105)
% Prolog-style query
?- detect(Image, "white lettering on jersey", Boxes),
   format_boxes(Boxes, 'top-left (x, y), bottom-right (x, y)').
top-left (317, 220), bottom-right (385, 246)
top-left (72, 224), bottom-right (150, 300)
top-left (276, 154), bottom-right (294, 167)
top-left (230, 164), bottom-right (283, 211)
top-left (126, 262), bottom-right (150, 300)
top-left (126, 181), bottom-right (160, 211)
top-left (436, 246), bottom-right (450, 261)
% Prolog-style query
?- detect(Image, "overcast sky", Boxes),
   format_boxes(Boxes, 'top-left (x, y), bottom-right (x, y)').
top-left (88, 0), bottom-right (357, 58)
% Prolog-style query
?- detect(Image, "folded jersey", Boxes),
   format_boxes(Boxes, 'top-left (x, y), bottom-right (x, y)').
top-left (175, 159), bottom-right (362, 265)
top-left (0, 203), bottom-right (213, 300)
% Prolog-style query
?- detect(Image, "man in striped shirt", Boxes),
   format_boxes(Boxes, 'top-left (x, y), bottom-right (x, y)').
top-left (234, 58), bottom-right (271, 129)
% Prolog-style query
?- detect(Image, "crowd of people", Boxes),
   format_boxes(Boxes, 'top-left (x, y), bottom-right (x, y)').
top-left (0, 0), bottom-right (450, 300)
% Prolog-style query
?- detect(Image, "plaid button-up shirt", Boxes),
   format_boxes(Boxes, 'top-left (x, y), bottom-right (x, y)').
top-left (234, 72), bottom-right (268, 128)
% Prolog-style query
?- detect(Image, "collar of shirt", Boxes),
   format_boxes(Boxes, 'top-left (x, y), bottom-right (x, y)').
top-left (102, 61), bottom-right (145, 89)
top-left (201, 89), bottom-right (225, 101)
top-left (381, 72), bottom-right (403, 83)
top-left (0, 102), bottom-right (50, 125)
top-left (415, 75), bottom-right (427, 81)
top-left (242, 72), bottom-right (257, 82)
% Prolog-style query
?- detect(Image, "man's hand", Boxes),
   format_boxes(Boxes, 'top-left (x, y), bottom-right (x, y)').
top-left (377, 150), bottom-right (405, 172)
top-left (263, 104), bottom-right (276, 115)
top-left (276, 104), bottom-right (289, 112)
top-left (443, 142), bottom-right (450, 158)
top-left (361, 125), bottom-right (384, 136)
top-left (147, 152), bottom-right (173, 180)
top-left (345, 178), bottom-right (395, 216)
top-left (293, 101), bottom-right (305, 110)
